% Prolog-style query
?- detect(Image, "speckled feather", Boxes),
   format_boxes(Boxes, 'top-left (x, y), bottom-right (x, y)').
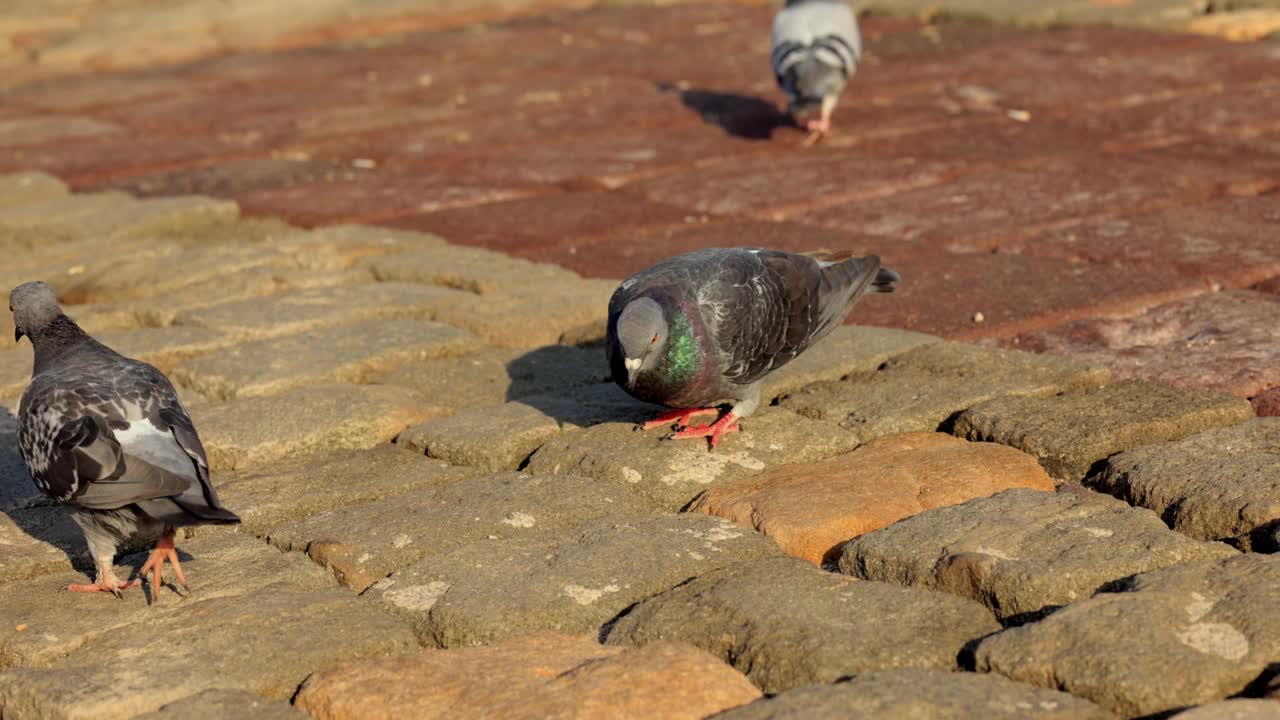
top-left (607, 247), bottom-right (896, 411)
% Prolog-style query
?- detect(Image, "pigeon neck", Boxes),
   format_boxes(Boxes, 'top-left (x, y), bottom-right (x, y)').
top-left (30, 315), bottom-right (91, 372)
top-left (662, 309), bottom-right (703, 385)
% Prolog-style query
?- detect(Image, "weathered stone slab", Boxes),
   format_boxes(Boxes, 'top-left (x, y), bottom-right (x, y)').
top-left (0, 506), bottom-right (83, 583)
top-left (606, 556), bottom-right (1000, 694)
top-left (0, 585), bottom-right (416, 719)
top-left (1013, 291), bottom-right (1280, 399)
top-left (196, 383), bottom-right (439, 471)
top-left (366, 513), bottom-right (784, 647)
top-left (267, 472), bottom-right (655, 591)
top-left (1091, 418), bottom-right (1280, 551)
top-left (430, 277), bottom-right (616, 349)
top-left (171, 282), bottom-right (473, 341)
top-left (398, 401), bottom-right (563, 471)
top-left (171, 320), bottom-right (480, 399)
top-left (0, 531), bottom-right (335, 669)
top-left (216, 446), bottom-right (482, 535)
top-left (134, 689), bottom-right (305, 720)
top-left (976, 554), bottom-right (1280, 718)
top-left (841, 488), bottom-right (1237, 623)
top-left (691, 433), bottom-right (1055, 565)
top-left (758, 325), bottom-right (941, 400)
top-left (517, 382), bottom-right (672, 431)
top-left (375, 344), bottom-right (610, 414)
top-left (294, 634), bottom-right (761, 720)
top-left (1171, 700), bottom-right (1280, 720)
top-left (526, 407), bottom-right (859, 511)
top-left (122, 266), bottom-right (368, 327)
top-left (716, 668), bottom-right (1115, 720)
top-left (783, 342), bottom-right (1109, 443)
top-left (88, 326), bottom-right (233, 372)
top-left (955, 380), bottom-right (1255, 482)
top-left (361, 245), bottom-right (580, 295)
top-left (0, 172), bottom-right (67, 211)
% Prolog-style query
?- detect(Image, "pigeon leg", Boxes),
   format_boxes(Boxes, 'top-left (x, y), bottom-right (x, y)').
top-left (802, 115), bottom-right (831, 147)
top-left (670, 412), bottom-right (740, 450)
top-left (139, 530), bottom-right (188, 604)
top-left (641, 407), bottom-right (720, 431)
top-left (67, 565), bottom-right (141, 598)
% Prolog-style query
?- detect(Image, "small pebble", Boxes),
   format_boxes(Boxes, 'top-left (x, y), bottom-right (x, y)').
top-left (973, 311), bottom-right (986, 324)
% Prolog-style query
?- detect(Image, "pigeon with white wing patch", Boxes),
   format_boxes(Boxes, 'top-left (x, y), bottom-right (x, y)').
top-left (10, 281), bottom-right (239, 601)
top-left (607, 248), bottom-right (898, 449)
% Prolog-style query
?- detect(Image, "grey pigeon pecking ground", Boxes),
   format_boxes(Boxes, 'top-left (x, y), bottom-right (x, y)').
top-left (10, 281), bottom-right (239, 602)
top-left (772, 0), bottom-right (861, 145)
top-left (607, 248), bottom-right (898, 449)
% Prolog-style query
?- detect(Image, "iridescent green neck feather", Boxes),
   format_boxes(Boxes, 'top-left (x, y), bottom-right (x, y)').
top-left (663, 311), bottom-right (701, 385)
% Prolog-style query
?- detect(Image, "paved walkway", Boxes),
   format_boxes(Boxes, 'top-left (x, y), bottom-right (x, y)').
top-left (1, 2), bottom-right (1279, 718)
top-left (3, 3), bottom-right (1280, 397)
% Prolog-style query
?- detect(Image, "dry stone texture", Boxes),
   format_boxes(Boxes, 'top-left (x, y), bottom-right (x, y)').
top-left (1014, 291), bottom-right (1280, 399)
top-left (397, 401), bottom-right (563, 471)
top-left (267, 472), bottom-right (655, 591)
top-left (976, 554), bottom-right (1280, 718)
top-left (606, 556), bottom-right (1000, 694)
top-left (0, 531), bottom-right (336, 670)
top-left (0, 586), bottom-right (416, 719)
top-left (294, 634), bottom-right (761, 720)
top-left (690, 433), bottom-right (1055, 565)
top-left (215, 446), bottom-right (482, 535)
top-left (783, 342), bottom-right (1108, 443)
top-left (134, 689), bottom-right (306, 719)
top-left (526, 407), bottom-right (859, 511)
top-left (955, 380), bottom-right (1255, 482)
top-left (171, 320), bottom-right (480, 399)
top-left (194, 383), bottom-right (439, 471)
top-left (1091, 417), bottom-right (1280, 551)
top-left (365, 513), bottom-right (785, 647)
top-left (715, 668), bottom-right (1116, 720)
top-left (841, 488), bottom-right (1238, 623)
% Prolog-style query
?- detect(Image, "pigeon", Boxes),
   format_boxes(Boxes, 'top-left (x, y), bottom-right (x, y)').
top-left (607, 248), bottom-right (898, 449)
top-left (772, 0), bottom-right (862, 145)
top-left (10, 281), bottom-right (239, 601)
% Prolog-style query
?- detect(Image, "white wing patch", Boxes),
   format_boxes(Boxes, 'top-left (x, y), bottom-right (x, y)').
top-left (115, 419), bottom-right (197, 480)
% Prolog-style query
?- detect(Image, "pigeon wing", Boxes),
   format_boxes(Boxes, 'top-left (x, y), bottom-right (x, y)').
top-left (712, 250), bottom-right (822, 385)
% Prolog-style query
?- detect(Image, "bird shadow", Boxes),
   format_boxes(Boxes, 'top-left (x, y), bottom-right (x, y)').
top-left (504, 343), bottom-right (664, 430)
top-left (658, 82), bottom-right (795, 140)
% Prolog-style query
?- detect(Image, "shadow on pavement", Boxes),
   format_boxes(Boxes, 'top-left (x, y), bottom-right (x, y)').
top-left (659, 83), bottom-right (794, 140)
top-left (505, 344), bottom-right (664, 428)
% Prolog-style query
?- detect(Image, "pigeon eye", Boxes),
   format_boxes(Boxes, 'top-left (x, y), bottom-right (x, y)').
top-left (650, 334), bottom-right (658, 345)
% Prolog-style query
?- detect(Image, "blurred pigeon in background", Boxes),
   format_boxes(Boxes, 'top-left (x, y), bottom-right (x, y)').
top-left (607, 248), bottom-right (898, 449)
top-left (10, 281), bottom-right (239, 602)
top-left (772, 0), bottom-right (862, 145)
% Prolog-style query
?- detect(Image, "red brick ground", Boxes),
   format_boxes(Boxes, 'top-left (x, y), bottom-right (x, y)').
top-left (2, 2), bottom-right (1278, 394)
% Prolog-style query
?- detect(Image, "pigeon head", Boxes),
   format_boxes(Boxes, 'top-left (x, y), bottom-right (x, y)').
top-left (10, 281), bottom-right (62, 343)
top-left (616, 297), bottom-right (669, 388)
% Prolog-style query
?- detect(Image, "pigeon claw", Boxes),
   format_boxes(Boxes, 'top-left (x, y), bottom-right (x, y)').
top-left (670, 412), bottom-right (740, 450)
top-left (641, 407), bottom-right (720, 431)
top-left (66, 577), bottom-right (142, 597)
top-left (139, 531), bottom-right (189, 605)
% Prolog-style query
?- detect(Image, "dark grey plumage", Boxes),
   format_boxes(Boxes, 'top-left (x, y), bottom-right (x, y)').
top-left (772, 0), bottom-right (861, 141)
top-left (607, 248), bottom-right (898, 447)
top-left (10, 281), bottom-right (238, 597)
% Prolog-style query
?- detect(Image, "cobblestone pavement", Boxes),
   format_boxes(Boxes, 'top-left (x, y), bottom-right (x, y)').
top-left (1, 1), bottom-right (1280, 718)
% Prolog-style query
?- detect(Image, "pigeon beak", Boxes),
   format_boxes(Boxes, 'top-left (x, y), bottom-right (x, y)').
top-left (624, 357), bottom-right (642, 388)
top-left (13, 327), bottom-right (21, 343)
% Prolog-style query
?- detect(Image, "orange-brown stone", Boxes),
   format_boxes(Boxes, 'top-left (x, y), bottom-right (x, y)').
top-left (689, 432), bottom-right (1055, 565)
top-left (294, 634), bottom-right (760, 720)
